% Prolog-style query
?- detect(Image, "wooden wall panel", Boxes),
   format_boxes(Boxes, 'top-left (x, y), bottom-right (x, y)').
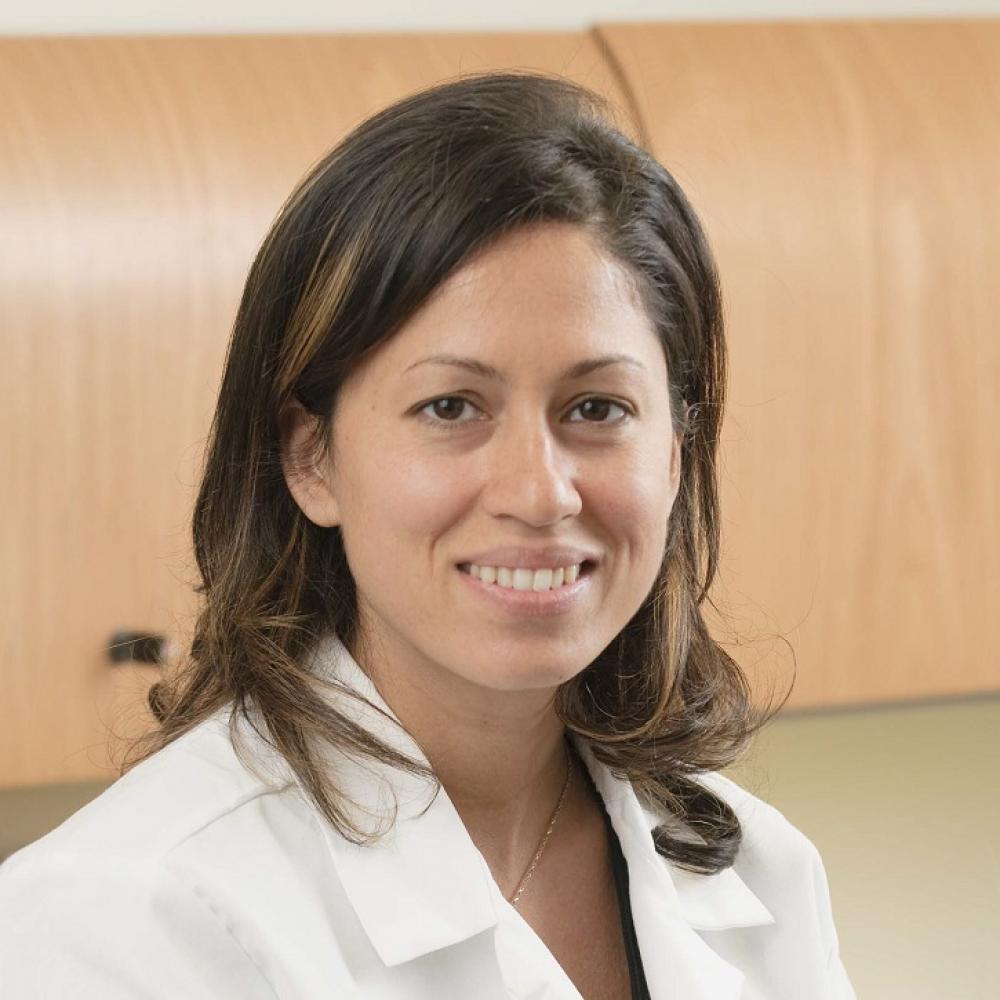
top-left (597, 19), bottom-right (1000, 709)
top-left (0, 34), bottom-right (632, 788)
top-left (5, 21), bottom-right (996, 789)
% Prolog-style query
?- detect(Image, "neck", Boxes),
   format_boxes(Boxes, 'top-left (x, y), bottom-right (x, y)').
top-left (353, 634), bottom-right (579, 889)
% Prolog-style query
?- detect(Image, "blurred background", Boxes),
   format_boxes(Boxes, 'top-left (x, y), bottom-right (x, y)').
top-left (2, 3), bottom-right (998, 998)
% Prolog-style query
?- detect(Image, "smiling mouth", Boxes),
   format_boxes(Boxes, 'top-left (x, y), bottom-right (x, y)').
top-left (457, 559), bottom-right (597, 593)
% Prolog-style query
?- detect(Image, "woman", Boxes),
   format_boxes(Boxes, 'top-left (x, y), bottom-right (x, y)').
top-left (0, 71), bottom-right (856, 998)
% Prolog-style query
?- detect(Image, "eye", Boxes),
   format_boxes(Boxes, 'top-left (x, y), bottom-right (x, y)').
top-left (566, 398), bottom-right (631, 425)
top-left (415, 395), bottom-right (632, 430)
top-left (418, 396), bottom-right (479, 426)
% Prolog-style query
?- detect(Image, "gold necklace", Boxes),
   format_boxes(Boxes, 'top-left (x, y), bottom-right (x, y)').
top-left (509, 736), bottom-right (574, 908)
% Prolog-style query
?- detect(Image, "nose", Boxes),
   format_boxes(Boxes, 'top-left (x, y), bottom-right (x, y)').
top-left (481, 410), bottom-right (583, 527)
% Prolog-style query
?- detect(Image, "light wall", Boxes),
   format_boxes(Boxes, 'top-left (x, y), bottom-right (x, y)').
top-left (2, 0), bottom-right (1000, 33)
top-left (725, 696), bottom-right (1000, 1000)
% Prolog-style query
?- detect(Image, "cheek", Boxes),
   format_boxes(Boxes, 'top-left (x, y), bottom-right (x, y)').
top-left (594, 451), bottom-right (674, 518)
top-left (404, 470), bottom-right (468, 535)
top-left (589, 457), bottom-right (676, 569)
top-left (359, 450), bottom-right (472, 550)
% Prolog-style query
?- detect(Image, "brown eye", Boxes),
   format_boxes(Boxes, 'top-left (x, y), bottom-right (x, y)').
top-left (568, 398), bottom-right (630, 425)
top-left (417, 396), bottom-right (480, 427)
top-left (429, 397), bottom-right (469, 421)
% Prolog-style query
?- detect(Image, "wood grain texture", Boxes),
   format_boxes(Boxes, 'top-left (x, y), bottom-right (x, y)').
top-left (597, 19), bottom-right (1000, 708)
top-left (4, 22), bottom-right (997, 788)
top-left (0, 33), bottom-right (632, 787)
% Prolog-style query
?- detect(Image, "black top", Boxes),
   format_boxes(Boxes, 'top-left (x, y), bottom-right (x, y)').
top-left (581, 761), bottom-right (653, 1000)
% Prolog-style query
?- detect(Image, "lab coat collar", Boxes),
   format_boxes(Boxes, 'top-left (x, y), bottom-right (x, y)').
top-left (302, 633), bottom-right (775, 996)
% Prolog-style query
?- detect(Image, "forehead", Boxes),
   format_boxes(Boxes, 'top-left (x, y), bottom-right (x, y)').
top-left (437, 222), bottom-right (644, 310)
top-left (375, 223), bottom-right (660, 376)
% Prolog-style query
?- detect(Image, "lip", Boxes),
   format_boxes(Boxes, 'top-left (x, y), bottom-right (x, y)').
top-left (455, 546), bottom-right (600, 571)
top-left (456, 561), bottom-right (596, 617)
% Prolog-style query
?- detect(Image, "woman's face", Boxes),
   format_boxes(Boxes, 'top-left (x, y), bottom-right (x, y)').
top-left (282, 221), bottom-right (681, 696)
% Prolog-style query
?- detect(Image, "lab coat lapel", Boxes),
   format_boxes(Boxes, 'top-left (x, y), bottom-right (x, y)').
top-left (571, 735), bottom-right (776, 1000)
top-left (305, 633), bottom-right (502, 968)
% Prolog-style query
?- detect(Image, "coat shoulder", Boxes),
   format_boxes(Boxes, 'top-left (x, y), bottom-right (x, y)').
top-left (692, 770), bottom-right (856, 997)
top-left (692, 768), bottom-right (836, 918)
top-left (0, 711), bottom-right (361, 996)
top-left (0, 711), bottom-right (291, 999)
top-left (0, 707), bottom-right (291, 872)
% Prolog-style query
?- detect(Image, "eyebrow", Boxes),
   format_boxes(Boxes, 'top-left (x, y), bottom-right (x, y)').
top-left (403, 353), bottom-right (646, 383)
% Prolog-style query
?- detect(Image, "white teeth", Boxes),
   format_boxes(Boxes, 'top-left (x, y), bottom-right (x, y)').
top-left (466, 563), bottom-right (583, 590)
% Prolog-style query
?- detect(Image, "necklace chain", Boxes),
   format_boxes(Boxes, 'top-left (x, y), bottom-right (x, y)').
top-left (508, 736), bottom-right (574, 908)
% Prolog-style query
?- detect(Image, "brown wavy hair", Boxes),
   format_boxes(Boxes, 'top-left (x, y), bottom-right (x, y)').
top-left (120, 69), bottom-right (792, 875)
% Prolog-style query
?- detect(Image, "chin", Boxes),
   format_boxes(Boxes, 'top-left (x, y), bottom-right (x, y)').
top-left (454, 656), bottom-right (585, 694)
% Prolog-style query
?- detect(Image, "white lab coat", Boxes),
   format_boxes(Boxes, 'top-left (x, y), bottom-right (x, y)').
top-left (0, 633), bottom-right (856, 999)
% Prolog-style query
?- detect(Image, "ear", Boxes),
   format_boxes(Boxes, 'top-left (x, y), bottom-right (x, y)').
top-left (277, 398), bottom-right (341, 528)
